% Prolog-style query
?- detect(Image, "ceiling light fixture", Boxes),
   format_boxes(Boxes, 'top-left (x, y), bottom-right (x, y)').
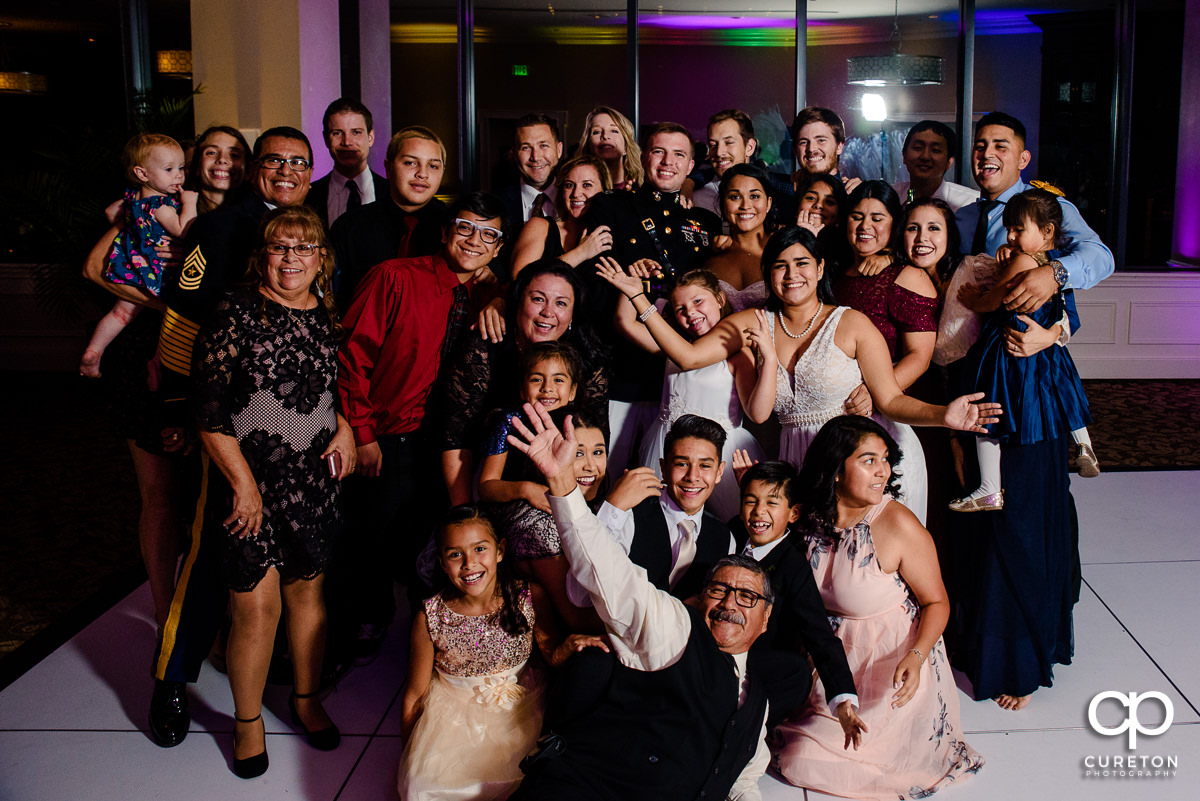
top-left (847, 0), bottom-right (943, 86)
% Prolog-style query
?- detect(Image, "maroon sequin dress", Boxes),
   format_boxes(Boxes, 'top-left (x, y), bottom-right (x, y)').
top-left (835, 261), bottom-right (938, 360)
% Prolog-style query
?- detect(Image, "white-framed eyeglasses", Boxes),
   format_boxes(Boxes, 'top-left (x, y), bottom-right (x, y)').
top-left (452, 217), bottom-right (503, 245)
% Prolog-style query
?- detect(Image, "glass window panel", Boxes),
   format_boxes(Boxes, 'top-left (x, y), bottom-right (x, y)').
top-left (472, 1), bottom-right (627, 194)
top-left (807, 1), bottom-right (961, 187)
top-left (391, 0), bottom-right (462, 195)
top-left (1125, 0), bottom-right (1184, 267)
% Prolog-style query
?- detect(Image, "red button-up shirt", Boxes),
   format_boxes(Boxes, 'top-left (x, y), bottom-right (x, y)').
top-left (337, 253), bottom-right (480, 445)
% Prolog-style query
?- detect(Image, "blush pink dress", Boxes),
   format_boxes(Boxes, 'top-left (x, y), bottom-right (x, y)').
top-left (770, 499), bottom-right (984, 799)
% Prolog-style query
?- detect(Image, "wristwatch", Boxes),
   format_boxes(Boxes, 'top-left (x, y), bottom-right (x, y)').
top-left (1049, 259), bottom-right (1069, 288)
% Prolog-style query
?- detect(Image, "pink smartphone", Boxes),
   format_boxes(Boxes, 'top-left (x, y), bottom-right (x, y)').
top-left (326, 452), bottom-right (342, 477)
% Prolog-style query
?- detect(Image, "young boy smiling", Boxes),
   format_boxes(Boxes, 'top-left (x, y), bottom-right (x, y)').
top-left (739, 461), bottom-right (859, 727)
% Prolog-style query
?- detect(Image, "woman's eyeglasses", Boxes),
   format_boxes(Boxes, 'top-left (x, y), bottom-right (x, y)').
top-left (265, 243), bottom-right (321, 257)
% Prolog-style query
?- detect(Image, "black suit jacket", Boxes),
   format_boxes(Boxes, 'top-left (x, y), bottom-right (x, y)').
top-left (628, 498), bottom-right (732, 601)
top-left (306, 169), bottom-right (388, 227)
top-left (516, 606), bottom-right (770, 801)
top-left (328, 197), bottom-right (449, 307)
top-left (751, 534), bottom-right (857, 725)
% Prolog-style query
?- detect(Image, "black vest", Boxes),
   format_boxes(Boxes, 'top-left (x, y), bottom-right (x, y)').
top-left (519, 606), bottom-right (768, 801)
top-left (629, 499), bottom-right (732, 600)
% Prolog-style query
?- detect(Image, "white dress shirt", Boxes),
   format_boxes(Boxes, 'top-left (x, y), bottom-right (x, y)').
top-left (892, 178), bottom-right (980, 213)
top-left (548, 488), bottom-right (770, 801)
top-left (520, 181), bottom-right (558, 222)
top-left (327, 168), bottom-right (377, 224)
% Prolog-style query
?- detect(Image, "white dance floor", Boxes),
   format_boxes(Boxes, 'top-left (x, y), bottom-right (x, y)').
top-left (1, 471), bottom-right (1196, 800)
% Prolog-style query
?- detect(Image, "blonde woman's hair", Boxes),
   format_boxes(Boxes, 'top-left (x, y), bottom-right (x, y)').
top-left (577, 106), bottom-right (643, 189)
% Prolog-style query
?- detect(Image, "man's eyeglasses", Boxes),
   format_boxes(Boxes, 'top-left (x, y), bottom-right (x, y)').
top-left (452, 217), bottom-right (503, 245)
top-left (265, 243), bottom-right (321, 257)
top-left (704, 581), bottom-right (767, 609)
top-left (258, 155), bottom-right (312, 172)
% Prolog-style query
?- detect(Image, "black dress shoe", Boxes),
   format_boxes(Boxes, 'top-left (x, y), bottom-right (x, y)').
top-left (148, 679), bottom-right (190, 747)
top-left (289, 691), bottom-right (341, 751)
top-left (232, 714), bottom-right (269, 779)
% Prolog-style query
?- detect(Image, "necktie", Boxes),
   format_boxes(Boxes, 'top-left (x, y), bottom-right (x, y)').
top-left (970, 199), bottom-right (998, 256)
top-left (669, 518), bottom-right (698, 590)
top-left (346, 180), bottom-right (361, 210)
top-left (531, 192), bottom-right (549, 220)
top-left (396, 214), bottom-right (420, 259)
top-left (440, 283), bottom-right (470, 367)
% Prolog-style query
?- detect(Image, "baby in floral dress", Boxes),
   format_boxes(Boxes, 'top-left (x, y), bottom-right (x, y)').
top-left (80, 132), bottom-right (197, 377)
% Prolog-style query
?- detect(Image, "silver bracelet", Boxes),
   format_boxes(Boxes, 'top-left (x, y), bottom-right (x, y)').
top-left (637, 303), bottom-right (658, 323)
top-left (909, 647), bottom-right (925, 663)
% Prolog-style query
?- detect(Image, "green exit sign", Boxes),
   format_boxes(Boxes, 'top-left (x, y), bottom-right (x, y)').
top-left (512, 65), bottom-right (528, 76)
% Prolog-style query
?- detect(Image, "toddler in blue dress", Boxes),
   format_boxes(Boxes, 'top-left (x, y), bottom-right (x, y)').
top-left (951, 187), bottom-right (1097, 511)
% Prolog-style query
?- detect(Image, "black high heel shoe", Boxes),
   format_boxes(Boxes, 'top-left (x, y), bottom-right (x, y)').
top-left (289, 691), bottom-right (340, 751)
top-left (232, 713), bottom-right (269, 779)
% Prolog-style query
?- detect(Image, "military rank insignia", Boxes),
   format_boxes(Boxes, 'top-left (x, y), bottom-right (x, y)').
top-left (179, 246), bottom-right (207, 291)
top-left (681, 220), bottom-right (709, 247)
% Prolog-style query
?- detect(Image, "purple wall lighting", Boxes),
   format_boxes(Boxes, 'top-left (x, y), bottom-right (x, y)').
top-left (635, 15), bottom-right (822, 31)
top-left (1172, 1), bottom-right (1200, 266)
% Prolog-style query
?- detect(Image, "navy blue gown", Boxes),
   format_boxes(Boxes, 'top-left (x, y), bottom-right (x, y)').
top-left (949, 255), bottom-right (1082, 699)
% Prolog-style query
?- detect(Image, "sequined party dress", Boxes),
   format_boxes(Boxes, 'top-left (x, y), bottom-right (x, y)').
top-left (639, 359), bottom-right (764, 522)
top-left (398, 585), bottom-right (545, 801)
top-left (771, 499), bottom-right (984, 799)
top-left (104, 188), bottom-right (178, 295)
top-left (768, 307), bottom-right (926, 522)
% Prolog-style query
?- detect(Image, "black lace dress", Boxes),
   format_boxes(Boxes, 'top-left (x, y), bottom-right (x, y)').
top-left (193, 288), bottom-right (342, 591)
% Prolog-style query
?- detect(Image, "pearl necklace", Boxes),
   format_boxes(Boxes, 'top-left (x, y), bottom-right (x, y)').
top-left (776, 304), bottom-right (823, 339)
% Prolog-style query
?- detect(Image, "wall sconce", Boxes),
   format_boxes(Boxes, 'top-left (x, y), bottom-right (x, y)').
top-left (155, 50), bottom-right (193, 77)
top-left (0, 71), bottom-right (49, 94)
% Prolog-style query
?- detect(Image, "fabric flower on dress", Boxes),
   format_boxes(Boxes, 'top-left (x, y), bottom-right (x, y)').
top-left (472, 674), bottom-right (526, 710)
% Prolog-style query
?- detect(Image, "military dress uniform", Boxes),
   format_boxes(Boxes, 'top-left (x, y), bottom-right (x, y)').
top-left (148, 191), bottom-right (272, 746)
top-left (581, 187), bottom-right (721, 475)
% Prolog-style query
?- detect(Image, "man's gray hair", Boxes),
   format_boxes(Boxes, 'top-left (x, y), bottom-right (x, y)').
top-left (704, 555), bottom-right (774, 606)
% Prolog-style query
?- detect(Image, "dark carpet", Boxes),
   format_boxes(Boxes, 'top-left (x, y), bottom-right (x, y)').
top-left (1, 373), bottom-right (1197, 689)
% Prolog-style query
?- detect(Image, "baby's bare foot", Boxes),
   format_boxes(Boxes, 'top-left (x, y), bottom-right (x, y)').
top-left (79, 349), bottom-right (103, 378)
